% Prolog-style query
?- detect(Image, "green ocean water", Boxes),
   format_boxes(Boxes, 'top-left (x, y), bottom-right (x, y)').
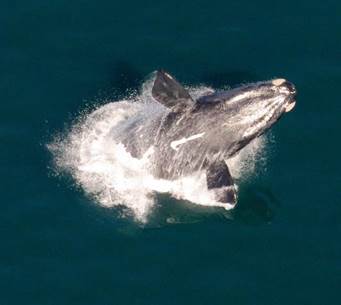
top-left (1, 0), bottom-right (340, 304)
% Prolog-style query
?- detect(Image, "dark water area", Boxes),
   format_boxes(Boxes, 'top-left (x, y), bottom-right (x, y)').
top-left (1, 0), bottom-right (340, 304)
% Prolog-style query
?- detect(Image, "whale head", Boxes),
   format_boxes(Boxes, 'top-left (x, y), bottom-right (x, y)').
top-left (229, 79), bottom-right (295, 130)
top-left (195, 78), bottom-right (297, 154)
top-left (152, 71), bottom-right (296, 158)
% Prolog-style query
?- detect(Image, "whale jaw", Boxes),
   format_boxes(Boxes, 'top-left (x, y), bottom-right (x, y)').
top-left (284, 100), bottom-right (296, 112)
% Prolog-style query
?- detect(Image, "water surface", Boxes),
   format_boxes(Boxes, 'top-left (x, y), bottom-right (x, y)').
top-left (1, 0), bottom-right (340, 304)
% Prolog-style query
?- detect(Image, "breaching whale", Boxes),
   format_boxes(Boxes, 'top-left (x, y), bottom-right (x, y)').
top-left (115, 71), bottom-right (296, 206)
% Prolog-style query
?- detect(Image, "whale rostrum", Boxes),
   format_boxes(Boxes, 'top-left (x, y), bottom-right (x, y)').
top-left (116, 70), bottom-right (296, 206)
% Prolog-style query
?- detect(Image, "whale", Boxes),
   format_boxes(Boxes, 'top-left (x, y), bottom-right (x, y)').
top-left (114, 70), bottom-right (296, 206)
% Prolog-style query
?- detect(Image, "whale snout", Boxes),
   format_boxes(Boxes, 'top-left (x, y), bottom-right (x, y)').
top-left (271, 79), bottom-right (296, 112)
top-left (272, 78), bottom-right (296, 94)
top-left (272, 79), bottom-right (296, 94)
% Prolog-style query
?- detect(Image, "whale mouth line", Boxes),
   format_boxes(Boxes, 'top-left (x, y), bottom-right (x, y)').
top-left (285, 101), bottom-right (296, 112)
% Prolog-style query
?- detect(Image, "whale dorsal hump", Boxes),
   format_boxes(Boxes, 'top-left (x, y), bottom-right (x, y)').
top-left (152, 70), bottom-right (194, 111)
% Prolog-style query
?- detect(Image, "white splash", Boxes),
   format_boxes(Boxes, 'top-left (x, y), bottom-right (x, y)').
top-left (48, 82), bottom-right (268, 223)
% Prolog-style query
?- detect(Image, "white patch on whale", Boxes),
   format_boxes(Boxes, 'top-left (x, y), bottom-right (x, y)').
top-left (164, 72), bottom-right (173, 79)
top-left (170, 132), bottom-right (205, 151)
top-left (272, 78), bottom-right (286, 86)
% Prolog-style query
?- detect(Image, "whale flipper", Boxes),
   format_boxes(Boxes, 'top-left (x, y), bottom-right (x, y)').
top-left (206, 160), bottom-right (237, 205)
top-left (152, 70), bottom-right (194, 111)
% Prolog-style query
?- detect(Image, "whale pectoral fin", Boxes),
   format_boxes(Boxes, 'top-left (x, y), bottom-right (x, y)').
top-left (206, 160), bottom-right (237, 205)
top-left (152, 70), bottom-right (194, 110)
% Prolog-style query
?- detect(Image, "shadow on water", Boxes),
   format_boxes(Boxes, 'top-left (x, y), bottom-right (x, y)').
top-left (145, 193), bottom-right (232, 228)
top-left (199, 70), bottom-right (260, 89)
top-left (231, 182), bottom-right (280, 225)
top-left (141, 183), bottom-right (280, 228)
top-left (94, 61), bottom-right (145, 101)
top-left (109, 61), bottom-right (144, 95)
